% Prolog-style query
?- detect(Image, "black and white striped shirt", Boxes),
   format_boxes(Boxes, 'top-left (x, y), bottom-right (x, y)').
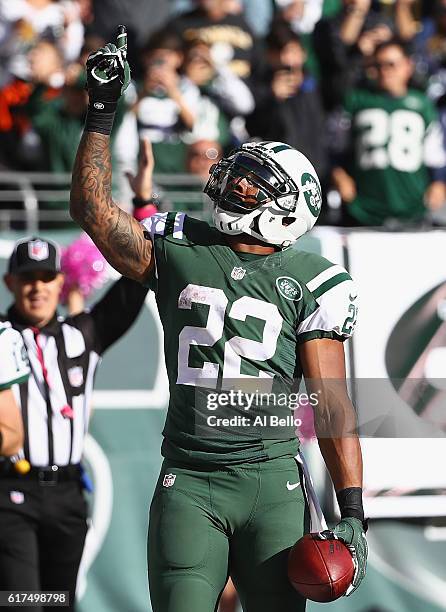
top-left (1, 277), bottom-right (148, 467)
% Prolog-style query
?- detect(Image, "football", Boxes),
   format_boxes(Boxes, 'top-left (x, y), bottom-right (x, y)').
top-left (288, 532), bottom-right (355, 602)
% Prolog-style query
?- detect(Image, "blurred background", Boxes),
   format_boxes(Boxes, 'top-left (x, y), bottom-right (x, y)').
top-left (1, 0), bottom-right (446, 610)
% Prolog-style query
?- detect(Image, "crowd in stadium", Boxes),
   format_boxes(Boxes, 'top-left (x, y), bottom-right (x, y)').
top-left (1, 0), bottom-right (446, 227)
top-left (1, 3), bottom-right (443, 612)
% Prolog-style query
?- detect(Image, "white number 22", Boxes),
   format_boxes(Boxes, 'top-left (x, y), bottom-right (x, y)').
top-left (176, 284), bottom-right (283, 389)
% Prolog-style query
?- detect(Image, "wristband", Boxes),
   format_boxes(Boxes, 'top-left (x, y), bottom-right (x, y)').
top-left (336, 487), bottom-right (365, 522)
top-left (133, 203), bottom-right (158, 222)
top-left (84, 100), bottom-right (117, 136)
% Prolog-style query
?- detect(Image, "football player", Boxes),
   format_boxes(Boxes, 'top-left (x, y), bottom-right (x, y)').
top-left (70, 28), bottom-right (368, 612)
top-left (0, 325), bottom-right (29, 457)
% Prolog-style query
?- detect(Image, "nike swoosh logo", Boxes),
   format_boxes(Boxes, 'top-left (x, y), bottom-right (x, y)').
top-left (286, 481), bottom-right (301, 491)
top-left (349, 294), bottom-right (358, 301)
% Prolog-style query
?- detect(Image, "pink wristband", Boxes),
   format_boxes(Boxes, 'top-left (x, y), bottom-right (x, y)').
top-left (133, 204), bottom-right (158, 221)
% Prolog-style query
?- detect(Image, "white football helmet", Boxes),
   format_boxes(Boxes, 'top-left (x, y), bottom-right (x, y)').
top-left (205, 141), bottom-right (322, 248)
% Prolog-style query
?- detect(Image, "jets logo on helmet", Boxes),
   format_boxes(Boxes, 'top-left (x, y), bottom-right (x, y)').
top-left (204, 141), bottom-right (322, 248)
top-left (301, 172), bottom-right (322, 217)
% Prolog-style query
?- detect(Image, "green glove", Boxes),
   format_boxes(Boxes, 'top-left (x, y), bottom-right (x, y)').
top-left (332, 517), bottom-right (368, 596)
top-left (86, 25), bottom-right (131, 110)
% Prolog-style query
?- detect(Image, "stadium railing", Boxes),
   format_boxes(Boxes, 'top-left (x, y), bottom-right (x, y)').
top-left (0, 171), bottom-right (211, 232)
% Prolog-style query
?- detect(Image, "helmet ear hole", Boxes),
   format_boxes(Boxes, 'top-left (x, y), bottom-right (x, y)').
top-left (282, 217), bottom-right (294, 226)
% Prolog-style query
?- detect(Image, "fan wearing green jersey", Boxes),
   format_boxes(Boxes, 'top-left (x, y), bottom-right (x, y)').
top-left (0, 325), bottom-right (29, 457)
top-left (333, 39), bottom-right (446, 226)
top-left (70, 27), bottom-right (367, 612)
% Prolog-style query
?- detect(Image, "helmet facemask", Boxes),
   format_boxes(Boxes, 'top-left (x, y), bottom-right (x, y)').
top-left (205, 142), bottom-right (321, 247)
top-left (205, 152), bottom-right (299, 215)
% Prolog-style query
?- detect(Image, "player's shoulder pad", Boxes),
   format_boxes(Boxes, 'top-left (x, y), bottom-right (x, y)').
top-left (140, 212), bottom-right (217, 246)
top-left (300, 254), bottom-right (353, 301)
top-left (293, 251), bottom-right (343, 289)
top-left (295, 253), bottom-right (359, 341)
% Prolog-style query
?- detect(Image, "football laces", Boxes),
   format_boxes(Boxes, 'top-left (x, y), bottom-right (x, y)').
top-left (317, 529), bottom-right (337, 541)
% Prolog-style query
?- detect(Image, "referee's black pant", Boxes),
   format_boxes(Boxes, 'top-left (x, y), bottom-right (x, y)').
top-left (0, 478), bottom-right (88, 611)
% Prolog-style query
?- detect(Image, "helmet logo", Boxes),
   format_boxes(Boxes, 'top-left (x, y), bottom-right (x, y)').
top-left (276, 276), bottom-right (303, 301)
top-left (301, 173), bottom-right (322, 217)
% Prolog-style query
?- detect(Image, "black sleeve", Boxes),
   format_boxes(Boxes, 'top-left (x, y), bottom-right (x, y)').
top-left (88, 276), bottom-right (149, 354)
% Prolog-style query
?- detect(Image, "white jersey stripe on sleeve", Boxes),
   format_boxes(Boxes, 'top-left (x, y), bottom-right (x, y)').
top-left (140, 212), bottom-right (168, 240)
top-left (173, 213), bottom-right (186, 239)
top-left (306, 264), bottom-right (346, 293)
top-left (297, 277), bottom-right (357, 339)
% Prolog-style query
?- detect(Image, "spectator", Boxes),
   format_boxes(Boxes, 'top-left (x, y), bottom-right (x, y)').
top-left (415, 0), bottom-right (446, 84)
top-left (0, 38), bottom-right (65, 170)
top-left (0, 0), bottom-right (84, 84)
top-left (414, 1), bottom-right (446, 184)
top-left (332, 39), bottom-right (446, 226)
top-left (271, 0), bottom-right (324, 78)
top-left (166, 0), bottom-right (257, 80)
top-left (91, 0), bottom-right (169, 49)
top-left (170, 0), bottom-right (274, 36)
top-left (0, 31), bottom-right (139, 217)
top-left (134, 28), bottom-right (199, 173)
top-left (181, 37), bottom-right (254, 145)
top-left (29, 75), bottom-right (87, 173)
top-left (314, 0), bottom-right (418, 109)
top-left (246, 24), bottom-right (328, 181)
top-left (394, 0), bottom-right (420, 42)
top-left (64, 33), bottom-right (106, 88)
top-left (167, 139), bottom-right (223, 213)
top-left (273, 0), bottom-right (324, 34)
top-left (186, 138), bottom-right (222, 180)
top-left (126, 138), bottom-right (160, 221)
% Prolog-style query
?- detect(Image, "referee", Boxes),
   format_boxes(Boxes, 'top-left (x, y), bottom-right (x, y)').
top-left (0, 237), bottom-right (148, 611)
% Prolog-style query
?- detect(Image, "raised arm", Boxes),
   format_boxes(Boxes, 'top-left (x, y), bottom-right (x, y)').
top-left (70, 26), bottom-right (153, 283)
top-left (70, 132), bottom-right (152, 282)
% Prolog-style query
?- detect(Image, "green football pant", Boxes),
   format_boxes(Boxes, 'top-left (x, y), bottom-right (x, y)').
top-left (148, 456), bottom-right (310, 612)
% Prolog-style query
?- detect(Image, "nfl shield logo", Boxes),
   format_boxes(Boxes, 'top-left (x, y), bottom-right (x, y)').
top-left (10, 490), bottom-right (25, 504)
top-left (28, 240), bottom-right (49, 261)
top-left (162, 473), bottom-right (176, 488)
top-left (231, 266), bottom-right (246, 281)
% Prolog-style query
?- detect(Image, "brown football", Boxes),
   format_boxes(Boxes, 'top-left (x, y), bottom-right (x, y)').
top-left (288, 532), bottom-right (355, 602)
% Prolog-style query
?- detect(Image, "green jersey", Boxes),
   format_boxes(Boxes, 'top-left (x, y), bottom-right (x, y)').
top-left (343, 88), bottom-right (443, 225)
top-left (0, 325), bottom-right (30, 390)
top-left (142, 213), bottom-right (357, 465)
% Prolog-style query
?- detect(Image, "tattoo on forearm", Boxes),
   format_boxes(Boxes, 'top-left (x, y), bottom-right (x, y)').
top-left (70, 132), bottom-right (152, 281)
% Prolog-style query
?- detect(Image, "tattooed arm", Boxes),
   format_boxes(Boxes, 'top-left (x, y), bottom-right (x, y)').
top-left (70, 131), bottom-right (153, 283)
